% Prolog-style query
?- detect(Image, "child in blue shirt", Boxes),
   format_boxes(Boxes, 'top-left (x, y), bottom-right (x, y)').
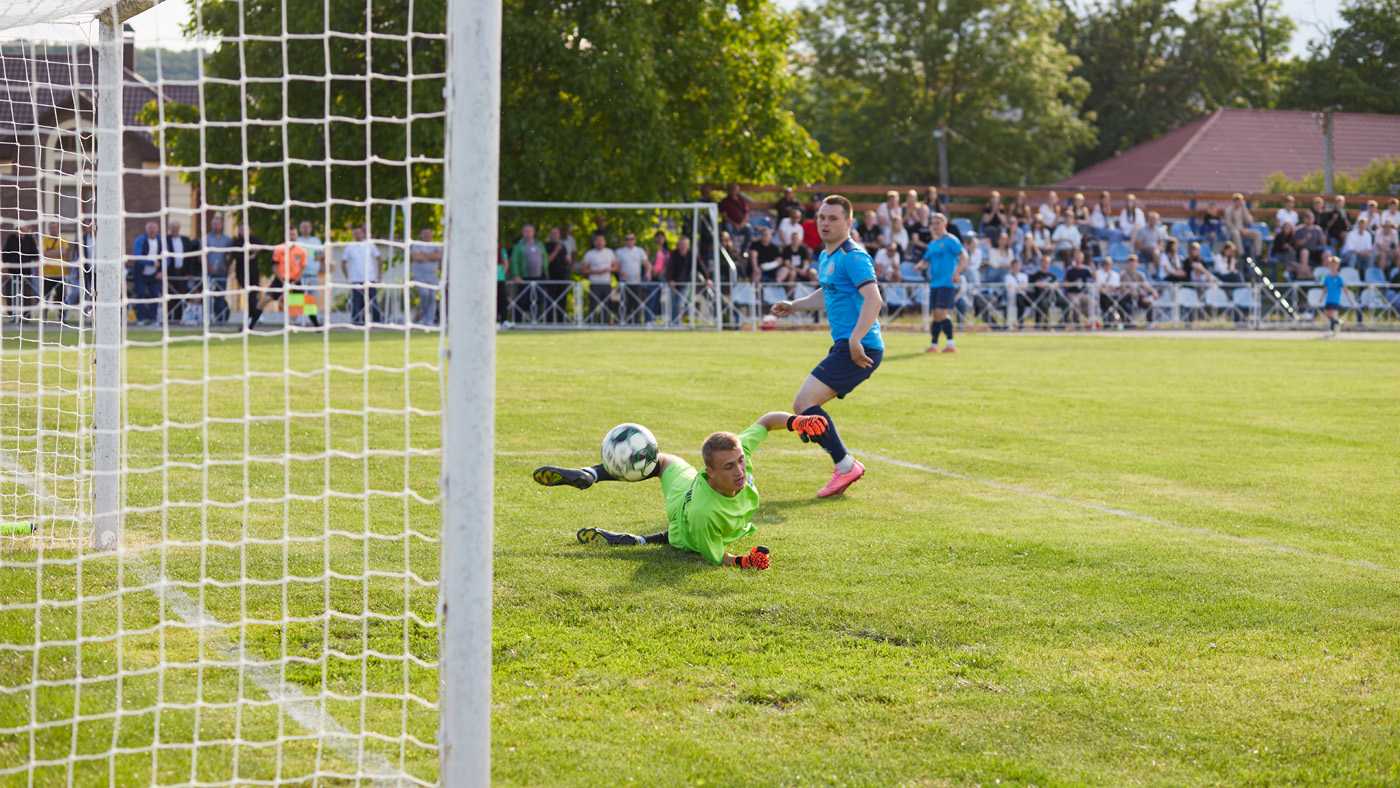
top-left (1320, 252), bottom-right (1344, 336)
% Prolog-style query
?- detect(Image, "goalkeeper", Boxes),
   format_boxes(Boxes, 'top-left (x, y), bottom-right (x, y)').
top-left (532, 411), bottom-right (829, 570)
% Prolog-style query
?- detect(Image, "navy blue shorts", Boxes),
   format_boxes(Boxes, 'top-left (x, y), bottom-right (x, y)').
top-left (930, 286), bottom-right (956, 309)
top-left (810, 340), bottom-right (882, 398)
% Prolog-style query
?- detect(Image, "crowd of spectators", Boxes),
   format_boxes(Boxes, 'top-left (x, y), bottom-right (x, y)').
top-left (0, 217), bottom-right (444, 329)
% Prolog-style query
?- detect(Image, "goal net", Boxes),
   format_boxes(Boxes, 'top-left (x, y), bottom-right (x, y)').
top-left (0, 0), bottom-right (490, 783)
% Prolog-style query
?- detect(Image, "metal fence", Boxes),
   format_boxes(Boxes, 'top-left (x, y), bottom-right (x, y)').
top-left (500, 278), bottom-right (1400, 332)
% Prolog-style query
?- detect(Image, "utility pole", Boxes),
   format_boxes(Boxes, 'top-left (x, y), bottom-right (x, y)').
top-left (934, 126), bottom-right (949, 191)
top-left (1319, 109), bottom-right (1336, 194)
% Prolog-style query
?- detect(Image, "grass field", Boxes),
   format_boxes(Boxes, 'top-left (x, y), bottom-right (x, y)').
top-left (3, 328), bottom-right (1399, 785)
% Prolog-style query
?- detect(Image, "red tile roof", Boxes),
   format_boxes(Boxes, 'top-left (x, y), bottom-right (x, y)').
top-left (1057, 109), bottom-right (1400, 192)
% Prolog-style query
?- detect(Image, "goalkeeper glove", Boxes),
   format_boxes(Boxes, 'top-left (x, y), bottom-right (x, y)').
top-left (786, 414), bottom-right (828, 438)
top-left (735, 546), bottom-right (770, 570)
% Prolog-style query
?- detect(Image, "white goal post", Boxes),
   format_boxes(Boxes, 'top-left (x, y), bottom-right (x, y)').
top-left (0, 0), bottom-right (494, 785)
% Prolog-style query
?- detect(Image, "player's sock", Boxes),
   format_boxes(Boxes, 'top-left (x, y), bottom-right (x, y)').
top-left (802, 405), bottom-right (848, 465)
top-left (943, 318), bottom-right (955, 342)
top-left (834, 455), bottom-right (855, 473)
top-left (642, 531), bottom-right (669, 545)
top-left (587, 463), bottom-right (617, 482)
top-left (931, 319), bottom-right (943, 344)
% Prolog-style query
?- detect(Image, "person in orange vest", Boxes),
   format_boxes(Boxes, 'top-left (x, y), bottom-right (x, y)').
top-left (251, 225), bottom-right (309, 330)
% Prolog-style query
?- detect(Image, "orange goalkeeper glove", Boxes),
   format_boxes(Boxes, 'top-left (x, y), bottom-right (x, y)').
top-left (736, 546), bottom-right (770, 570)
top-left (786, 414), bottom-right (828, 438)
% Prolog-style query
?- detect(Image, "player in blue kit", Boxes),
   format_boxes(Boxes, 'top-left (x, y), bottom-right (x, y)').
top-left (917, 213), bottom-right (968, 353)
top-left (1320, 252), bottom-right (1345, 336)
top-left (771, 195), bottom-right (884, 498)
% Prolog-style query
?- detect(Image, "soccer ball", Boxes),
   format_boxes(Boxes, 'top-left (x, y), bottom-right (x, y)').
top-left (601, 423), bottom-right (659, 482)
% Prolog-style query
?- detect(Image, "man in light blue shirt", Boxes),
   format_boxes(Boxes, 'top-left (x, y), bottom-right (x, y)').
top-left (918, 213), bottom-right (967, 353)
top-left (770, 195), bottom-right (884, 498)
top-left (202, 214), bottom-right (233, 324)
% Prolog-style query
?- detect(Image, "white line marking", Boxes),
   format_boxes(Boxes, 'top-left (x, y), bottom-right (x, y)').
top-left (853, 449), bottom-right (1394, 575)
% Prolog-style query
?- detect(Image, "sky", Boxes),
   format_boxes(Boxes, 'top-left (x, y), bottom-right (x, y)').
top-left (8, 0), bottom-right (1345, 57)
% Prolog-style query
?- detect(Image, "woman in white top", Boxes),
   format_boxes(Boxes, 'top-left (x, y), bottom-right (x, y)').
top-left (876, 190), bottom-right (902, 230)
top-left (881, 217), bottom-right (910, 255)
top-left (1038, 190), bottom-right (1059, 228)
top-left (1026, 218), bottom-right (1053, 260)
top-left (873, 243), bottom-right (903, 282)
top-left (987, 232), bottom-right (1016, 271)
top-left (1379, 198), bottom-right (1400, 232)
top-left (1275, 195), bottom-right (1298, 230)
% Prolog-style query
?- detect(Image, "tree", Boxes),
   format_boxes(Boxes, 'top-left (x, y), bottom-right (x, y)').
top-left (792, 0), bottom-right (1093, 186)
top-left (1264, 157), bottom-right (1400, 196)
top-left (1278, 0), bottom-right (1400, 114)
top-left (152, 0), bottom-right (838, 243)
top-left (1059, 0), bottom-right (1292, 170)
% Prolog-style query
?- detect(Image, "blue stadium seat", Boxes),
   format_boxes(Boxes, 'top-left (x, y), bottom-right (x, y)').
top-left (1170, 221), bottom-right (1193, 241)
top-left (899, 262), bottom-right (925, 282)
top-left (1339, 267), bottom-right (1361, 285)
top-left (1108, 241), bottom-right (1131, 263)
top-left (952, 218), bottom-right (974, 238)
top-left (1200, 244), bottom-right (1214, 262)
top-left (1049, 264), bottom-right (1065, 281)
top-left (1364, 266), bottom-right (1386, 284)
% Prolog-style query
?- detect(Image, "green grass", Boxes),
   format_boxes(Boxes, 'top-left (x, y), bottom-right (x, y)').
top-left (3, 328), bottom-right (1400, 785)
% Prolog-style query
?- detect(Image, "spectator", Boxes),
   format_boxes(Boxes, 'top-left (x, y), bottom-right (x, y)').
top-left (748, 226), bottom-right (782, 284)
top-left (720, 231), bottom-right (750, 282)
top-left (664, 235), bottom-right (703, 324)
top-left (1063, 250), bottom-right (1094, 328)
top-left (1375, 219), bottom-right (1399, 270)
top-left (1213, 241), bottom-right (1242, 283)
top-left (1069, 193), bottom-right (1091, 224)
top-left (129, 221), bottom-right (163, 325)
top-left (777, 230), bottom-right (813, 288)
top-left (577, 232), bottom-right (618, 323)
top-left (228, 226), bottom-right (267, 327)
top-left (69, 218), bottom-right (95, 310)
top-left (1270, 222), bottom-right (1297, 275)
top-left (873, 242), bottom-right (902, 283)
top-left (1160, 238), bottom-right (1188, 283)
top-left (1275, 195), bottom-right (1298, 230)
top-left (1007, 190), bottom-right (1033, 224)
top-left (409, 227), bottom-right (443, 327)
top-left (1132, 211), bottom-right (1165, 259)
top-left (1004, 258), bottom-right (1030, 327)
top-left (614, 232), bottom-right (652, 323)
top-left (202, 214), bottom-right (233, 323)
top-left (164, 220), bottom-right (197, 323)
top-left (560, 224), bottom-right (578, 260)
top-left (858, 209), bottom-right (882, 250)
top-left (1185, 242), bottom-right (1214, 284)
top-left (1189, 204), bottom-right (1223, 245)
top-left (39, 222), bottom-right (68, 310)
top-left (1089, 190), bottom-right (1113, 239)
top-left (882, 217), bottom-right (910, 255)
top-left (800, 208), bottom-right (821, 251)
top-left (1320, 195), bottom-right (1349, 248)
top-left (924, 185), bottom-right (946, 212)
top-left (252, 225), bottom-right (306, 330)
top-left (774, 187), bottom-right (801, 220)
top-left (777, 208), bottom-right (804, 253)
top-left (1051, 213), bottom-right (1082, 262)
top-left (1341, 218), bottom-right (1374, 271)
top-left (546, 227), bottom-right (573, 322)
top-left (340, 224), bottom-right (382, 325)
top-left (1037, 190), bottom-right (1059, 228)
top-left (295, 220), bottom-right (325, 327)
top-left (508, 223), bottom-right (548, 323)
top-left (496, 245), bottom-right (507, 324)
top-left (1222, 193), bottom-right (1262, 258)
top-left (718, 184), bottom-right (752, 247)
top-left (1095, 257), bottom-right (1123, 326)
top-left (986, 232), bottom-right (1015, 275)
top-left (1026, 254), bottom-right (1058, 329)
top-left (1120, 254), bottom-right (1157, 325)
top-left (980, 190), bottom-right (1005, 237)
top-left (1291, 210), bottom-right (1327, 279)
top-left (1357, 199), bottom-right (1382, 230)
top-left (1117, 194), bottom-right (1146, 237)
top-left (906, 204), bottom-right (932, 260)
top-left (903, 189), bottom-right (921, 222)
top-left (1380, 198), bottom-right (1400, 231)
top-left (876, 190), bottom-right (902, 230)
top-left (1025, 217), bottom-right (1052, 260)
top-left (647, 231), bottom-right (668, 280)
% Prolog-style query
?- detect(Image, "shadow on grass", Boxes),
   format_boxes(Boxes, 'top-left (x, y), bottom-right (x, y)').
top-left (552, 541), bottom-right (720, 592)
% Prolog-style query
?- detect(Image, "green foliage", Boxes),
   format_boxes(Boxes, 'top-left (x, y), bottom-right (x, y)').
top-left (133, 48), bottom-right (202, 81)
top-left (500, 0), bottom-right (840, 211)
top-left (1263, 156), bottom-right (1400, 195)
top-left (1277, 0), bottom-right (1400, 114)
top-left (793, 0), bottom-right (1093, 186)
top-left (1060, 0), bottom-right (1294, 171)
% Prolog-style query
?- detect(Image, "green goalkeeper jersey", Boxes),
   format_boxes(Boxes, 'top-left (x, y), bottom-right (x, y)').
top-left (663, 423), bottom-right (767, 565)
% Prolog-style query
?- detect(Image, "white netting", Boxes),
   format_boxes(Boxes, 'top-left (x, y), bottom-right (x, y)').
top-left (0, 2), bottom-right (448, 784)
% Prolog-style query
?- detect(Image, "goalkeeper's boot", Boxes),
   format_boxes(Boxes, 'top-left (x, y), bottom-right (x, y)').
top-left (577, 527), bottom-right (645, 546)
top-left (816, 459), bottom-right (865, 498)
top-left (533, 465), bottom-right (596, 490)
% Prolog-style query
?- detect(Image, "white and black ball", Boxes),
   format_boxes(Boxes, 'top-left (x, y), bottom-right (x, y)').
top-left (600, 423), bottom-right (659, 482)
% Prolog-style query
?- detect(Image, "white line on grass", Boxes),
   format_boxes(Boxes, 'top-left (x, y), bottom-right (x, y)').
top-left (0, 453), bottom-right (410, 786)
top-left (850, 449), bottom-right (1394, 576)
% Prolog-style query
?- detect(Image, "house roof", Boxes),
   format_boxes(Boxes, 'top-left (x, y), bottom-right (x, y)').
top-left (1058, 108), bottom-right (1400, 193)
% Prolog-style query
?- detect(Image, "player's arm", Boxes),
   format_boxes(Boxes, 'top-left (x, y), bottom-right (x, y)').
top-left (847, 280), bottom-right (883, 355)
top-left (771, 286), bottom-right (823, 316)
top-left (954, 250), bottom-right (969, 279)
top-left (755, 410), bottom-right (829, 437)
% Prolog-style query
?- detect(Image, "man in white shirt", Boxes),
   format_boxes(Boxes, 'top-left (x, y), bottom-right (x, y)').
top-left (578, 232), bottom-right (618, 323)
top-left (1380, 199), bottom-right (1400, 233)
top-left (1117, 194), bottom-right (1146, 237)
top-left (1051, 215), bottom-right (1082, 262)
top-left (339, 224), bottom-right (382, 325)
top-left (1132, 211), bottom-right (1165, 258)
top-left (1341, 218), bottom-right (1374, 270)
top-left (613, 232), bottom-right (651, 323)
top-left (1275, 195), bottom-right (1298, 230)
top-left (1095, 257), bottom-right (1124, 327)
